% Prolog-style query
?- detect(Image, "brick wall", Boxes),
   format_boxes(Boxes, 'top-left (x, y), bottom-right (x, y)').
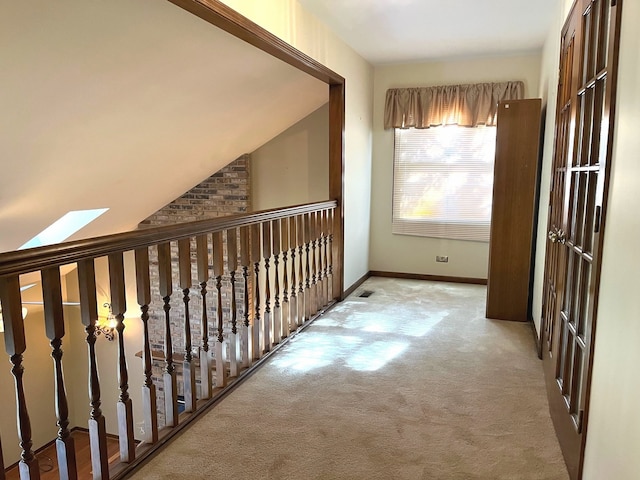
top-left (138, 155), bottom-right (250, 427)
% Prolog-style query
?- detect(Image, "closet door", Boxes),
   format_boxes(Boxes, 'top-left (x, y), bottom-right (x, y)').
top-left (486, 98), bottom-right (542, 322)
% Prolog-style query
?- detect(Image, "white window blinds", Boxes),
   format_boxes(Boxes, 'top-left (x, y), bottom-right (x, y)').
top-left (392, 126), bottom-right (497, 242)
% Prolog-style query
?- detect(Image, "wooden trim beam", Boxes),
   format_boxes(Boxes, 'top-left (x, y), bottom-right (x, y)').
top-left (329, 83), bottom-right (345, 300)
top-left (168, 0), bottom-right (347, 300)
top-left (168, 0), bottom-right (344, 85)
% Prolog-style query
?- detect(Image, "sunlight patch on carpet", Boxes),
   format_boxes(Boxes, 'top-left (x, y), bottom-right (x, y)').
top-left (346, 341), bottom-right (408, 371)
top-left (271, 332), bottom-right (409, 372)
top-left (320, 309), bottom-right (448, 338)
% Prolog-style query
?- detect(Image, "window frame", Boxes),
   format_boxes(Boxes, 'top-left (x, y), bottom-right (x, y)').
top-left (391, 125), bottom-right (497, 243)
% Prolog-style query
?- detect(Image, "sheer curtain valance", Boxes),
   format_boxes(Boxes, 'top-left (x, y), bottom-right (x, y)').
top-left (384, 81), bottom-right (524, 129)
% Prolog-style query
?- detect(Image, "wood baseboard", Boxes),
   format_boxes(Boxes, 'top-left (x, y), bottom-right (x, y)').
top-left (343, 271), bottom-right (371, 299)
top-left (532, 318), bottom-right (543, 360)
top-left (369, 271), bottom-right (487, 285)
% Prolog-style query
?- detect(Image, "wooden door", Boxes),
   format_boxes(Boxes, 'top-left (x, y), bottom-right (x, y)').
top-left (486, 99), bottom-right (541, 322)
top-left (540, 1), bottom-right (622, 479)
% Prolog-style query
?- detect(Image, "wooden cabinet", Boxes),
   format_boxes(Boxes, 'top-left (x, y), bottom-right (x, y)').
top-left (486, 98), bottom-right (542, 322)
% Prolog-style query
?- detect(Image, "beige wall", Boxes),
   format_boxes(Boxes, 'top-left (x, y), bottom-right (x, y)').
top-left (219, 0), bottom-right (374, 290)
top-left (369, 54), bottom-right (542, 278)
top-left (533, 1), bottom-right (640, 478)
top-left (251, 103), bottom-right (329, 211)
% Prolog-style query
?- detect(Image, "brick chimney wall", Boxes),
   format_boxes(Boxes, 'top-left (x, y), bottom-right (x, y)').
top-left (138, 154), bottom-right (250, 427)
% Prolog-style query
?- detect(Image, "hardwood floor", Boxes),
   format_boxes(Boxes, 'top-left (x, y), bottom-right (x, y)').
top-left (4, 429), bottom-right (120, 480)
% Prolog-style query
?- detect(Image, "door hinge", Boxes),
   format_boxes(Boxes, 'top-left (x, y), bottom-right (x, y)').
top-left (611, 0), bottom-right (617, 7)
top-left (594, 205), bottom-right (602, 233)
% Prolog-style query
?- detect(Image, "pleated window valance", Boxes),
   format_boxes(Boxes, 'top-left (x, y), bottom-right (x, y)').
top-left (384, 81), bottom-right (524, 129)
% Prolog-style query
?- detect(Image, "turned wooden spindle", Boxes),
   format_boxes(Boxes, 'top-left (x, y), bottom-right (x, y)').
top-left (157, 242), bottom-right (178, 428)
top-left (262, 221), bottom-right (272, 353)
top-left (41, 267), bottom-right (78, 480)
top-left (304, 213), bottom-right (312, 321)
top-left (281, 217), bottom-right (291, 338)
top-left (288, 216), bottom-right (298, 330)
top-left (317, 210), bottom-right (325, 308)
top-left (321, 209), bottom-right (330, 306)
top-left (196, 234), bottom-right (212, 399)
top-left (0, 275), bottom-right (40, 480)
top-left (250, 223), bottom-right (262, 360)
top-left (212, 231), bottom-right (227, 388)
top-left (328, 208), bottom-right (335, 302)
top-left (272, 219), bottom-right (282, 344)
top-left (178, 239), bottom-right (197, 413)
top-left (133, 248), bottom-right (159, 445)
top-left (297, 215), bottom-right (306, 325)
top-left (108, 253), bottom-right (136, 462)
top-left (240, 226), bottom-right (251, 367)
top-left (309, 211), bottom-right (319, 316)
top-left (227, 228), bottom-right (241, 377)
top-left (316, 210), bottom-right (326, 308)
top-left (77, 259), bottom-right (110, 478)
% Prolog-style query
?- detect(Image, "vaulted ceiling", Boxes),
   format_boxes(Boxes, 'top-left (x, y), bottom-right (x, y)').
top-left (0, 0), bottom-right (328, 252)
top-left (298, 0), bottom-right (557, 64)
top-left (1, 0), bottom-right (557, 253)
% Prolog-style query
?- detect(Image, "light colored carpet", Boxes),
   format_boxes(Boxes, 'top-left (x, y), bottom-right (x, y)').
top-left (130, 277), bottom-right (568, 480)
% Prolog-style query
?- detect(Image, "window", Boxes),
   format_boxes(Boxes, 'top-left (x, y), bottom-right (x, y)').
top-left (392, 126), bottom-right (496, 242)
top-left (20, 208), bottom-right (109, 250)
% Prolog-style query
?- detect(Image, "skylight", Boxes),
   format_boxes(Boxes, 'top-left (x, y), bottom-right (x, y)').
top-left (19, 209), bottom-right (109, 250)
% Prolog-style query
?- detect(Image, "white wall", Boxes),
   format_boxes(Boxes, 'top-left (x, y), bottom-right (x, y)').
top-left (218, 0), bottom-right (374, 290)
top-left (582, 1), bottom-right (640, 477)
top-left (370, 54), bottom-right (542, 278)
top-left (251, 103), bottom-right (329, 211)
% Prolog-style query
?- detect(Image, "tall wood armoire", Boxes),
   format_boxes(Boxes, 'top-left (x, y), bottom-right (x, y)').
top-left (486, 98), bottom-right (542, 322)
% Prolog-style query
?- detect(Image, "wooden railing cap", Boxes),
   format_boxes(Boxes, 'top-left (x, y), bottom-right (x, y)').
top-left (0, 201), bottom-right (337, 277)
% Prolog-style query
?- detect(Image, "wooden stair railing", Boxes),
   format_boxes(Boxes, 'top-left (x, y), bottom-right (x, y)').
top-left (0, 201), bottom-right (337, 480)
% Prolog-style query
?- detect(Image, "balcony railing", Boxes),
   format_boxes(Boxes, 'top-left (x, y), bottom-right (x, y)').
top-left (0, 200), bottom-right (338, 480)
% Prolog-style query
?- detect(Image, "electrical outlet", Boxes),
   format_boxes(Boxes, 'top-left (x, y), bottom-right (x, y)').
top-left (436, 255), bottom-right (449, 263)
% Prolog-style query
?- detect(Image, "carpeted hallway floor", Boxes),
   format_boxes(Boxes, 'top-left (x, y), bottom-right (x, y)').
top-left (130, 277), bottom-right (568, 480)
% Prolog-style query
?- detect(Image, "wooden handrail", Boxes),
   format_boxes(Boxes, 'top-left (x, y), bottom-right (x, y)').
top-left (0, 201), bottom-right (336, 277)
top-left (0, 200), bottom-right (339, 479)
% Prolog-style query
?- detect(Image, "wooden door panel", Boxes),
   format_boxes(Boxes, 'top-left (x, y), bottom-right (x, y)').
top-left (540, 0), bottom-right (622, 479)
